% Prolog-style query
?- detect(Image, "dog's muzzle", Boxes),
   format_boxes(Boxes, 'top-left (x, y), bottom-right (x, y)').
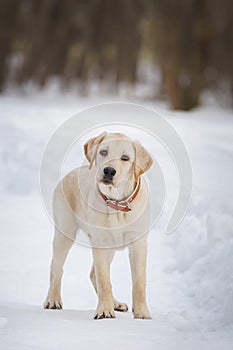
top-left (102, 167), bottom-right (116, 184)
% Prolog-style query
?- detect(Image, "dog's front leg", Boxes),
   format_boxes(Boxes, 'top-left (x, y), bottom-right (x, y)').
top-left (44, 228), bottom-right (74, 309)
top-left (92, 248), bottom-right (115, 319)
top-left (128, 236), bottom-right (151, 319)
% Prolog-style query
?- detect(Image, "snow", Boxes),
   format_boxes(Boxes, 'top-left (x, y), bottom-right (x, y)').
top-left (0, 85), bottom-right (233, 349)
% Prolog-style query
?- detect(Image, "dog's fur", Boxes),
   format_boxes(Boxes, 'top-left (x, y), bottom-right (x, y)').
top-left (44, 132), bottom-right (153, 319)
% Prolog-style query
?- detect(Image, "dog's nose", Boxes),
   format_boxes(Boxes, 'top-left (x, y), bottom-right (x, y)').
top-left (103, 167), bottom-right (116, 178)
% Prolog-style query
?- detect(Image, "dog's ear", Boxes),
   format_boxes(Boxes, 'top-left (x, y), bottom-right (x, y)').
top-left (133, 141), bottom-right (153, 180)
top-left (84, 132), bottom-right (107, 168)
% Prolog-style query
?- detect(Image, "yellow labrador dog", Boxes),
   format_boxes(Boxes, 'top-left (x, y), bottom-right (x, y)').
top-left (44, 132), bottom-right (153, 319)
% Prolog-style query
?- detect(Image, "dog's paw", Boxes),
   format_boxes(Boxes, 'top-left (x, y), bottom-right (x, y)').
top-left (94, 303), bottom-right (115, 319)
top-left (133, 304), bottom-right (151, 319)
top-left (114, 299), bottom-right (128, 312)
top-left (43, 297), bottom-right (63, 310)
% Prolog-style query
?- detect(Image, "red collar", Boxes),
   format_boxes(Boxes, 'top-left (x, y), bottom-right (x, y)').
top-left (99, 178), bottom-right (141, 212)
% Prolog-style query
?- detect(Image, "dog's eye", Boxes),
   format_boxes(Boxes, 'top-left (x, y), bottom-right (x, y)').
top-left (121, 155), bottom-right (129, 161)
top-left (99, 149), bottom-right (108, 156)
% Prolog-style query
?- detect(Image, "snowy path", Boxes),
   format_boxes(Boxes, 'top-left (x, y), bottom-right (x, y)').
top-left (0, 88), bottom-right (233, 349)
top-left (1, 303), bottom-right (233, 350)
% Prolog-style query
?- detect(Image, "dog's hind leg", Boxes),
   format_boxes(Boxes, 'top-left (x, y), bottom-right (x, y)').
top-left (44, 227), bottom-right (76, 309)
top-left (90, 253), bottom-right (128, 313)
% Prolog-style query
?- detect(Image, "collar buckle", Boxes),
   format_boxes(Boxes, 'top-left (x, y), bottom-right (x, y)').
top-left (100, 178), bottom-right (141, 212)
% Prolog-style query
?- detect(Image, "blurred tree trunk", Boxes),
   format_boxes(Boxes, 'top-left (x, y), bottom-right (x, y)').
top-left (87, 0), bottom-right (141, 84)
top-left (0, 0), bottom-right (22, 90)
top-left (208, 0), bottom-right (233, 106)
top-left (114, 0), bottom-right (140, 84)
top-left (152, 0), bottom-right (209, 110)
top-left (17, 0), bottom-right (78, 87)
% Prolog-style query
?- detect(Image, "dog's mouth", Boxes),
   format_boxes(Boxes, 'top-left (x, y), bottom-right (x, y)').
top-left (101, 177), bottom-right (113, 185)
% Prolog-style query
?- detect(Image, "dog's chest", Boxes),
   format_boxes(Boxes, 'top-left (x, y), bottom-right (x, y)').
top-left (107, 210), bottom-right (129, 226)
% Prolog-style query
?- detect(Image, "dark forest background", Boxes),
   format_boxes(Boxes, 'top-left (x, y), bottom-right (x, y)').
top-left (0, 0), bottom-right (232, 110)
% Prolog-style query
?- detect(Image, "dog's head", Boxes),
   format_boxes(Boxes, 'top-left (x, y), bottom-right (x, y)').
top-left (84, 132), bottom-right (153, 198)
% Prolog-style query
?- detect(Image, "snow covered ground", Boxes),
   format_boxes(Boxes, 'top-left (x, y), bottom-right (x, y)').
top-left (0, 85), bottom-right (233, 349)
